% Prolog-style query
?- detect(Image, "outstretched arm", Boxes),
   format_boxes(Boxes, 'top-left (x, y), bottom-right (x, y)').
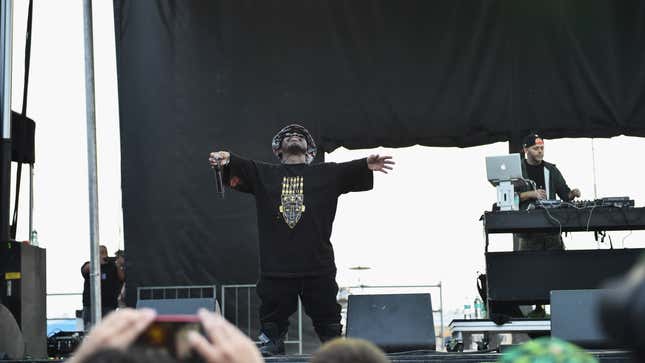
top-left (366, 154), bottom-right (395, 174)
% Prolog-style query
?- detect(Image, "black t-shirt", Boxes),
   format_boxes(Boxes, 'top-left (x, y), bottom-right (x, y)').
top-left (223, 154), bottom-right (373, 277)
top-left (81, 261), bottom-right (122, 308)
top-left (524, 160), bottom-right (546, 190)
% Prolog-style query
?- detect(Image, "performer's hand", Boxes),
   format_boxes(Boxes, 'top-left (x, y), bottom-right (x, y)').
top-left (188, 309), bottom-right (263, 363)
top-left (209, 151), bottom-right (230, 167)
top-left (367, 154), bottom-right (395, 174)
top-left (531, 189), bottom-right (547, 200)
top-left (67, 308), bottom-right (157, 363)
top-left (569, 188), bottom-right (581, 199)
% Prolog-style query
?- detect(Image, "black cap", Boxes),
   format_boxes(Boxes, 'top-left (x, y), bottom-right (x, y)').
top-left (522, 133), bottom-right (544, 148)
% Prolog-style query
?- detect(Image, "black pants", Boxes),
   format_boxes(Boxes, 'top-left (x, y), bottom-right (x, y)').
top-left (257, 273), bottom-right (341, 340)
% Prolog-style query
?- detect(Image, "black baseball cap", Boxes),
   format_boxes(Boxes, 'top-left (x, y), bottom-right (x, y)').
top-left (523, 133), bottom-right (544, 148)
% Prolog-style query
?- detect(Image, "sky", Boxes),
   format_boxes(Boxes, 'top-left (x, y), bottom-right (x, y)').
top-left (6, 1), bottom-right (645, 325)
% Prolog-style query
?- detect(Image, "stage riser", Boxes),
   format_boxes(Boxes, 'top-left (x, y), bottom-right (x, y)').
top-left (2, 350), bottom-right (634, 363)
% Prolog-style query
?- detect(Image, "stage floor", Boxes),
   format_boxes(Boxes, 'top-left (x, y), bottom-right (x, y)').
top-left (5, 349), bottom-right (633, 363)
top-left (262, 350), bottom-right (633, 363)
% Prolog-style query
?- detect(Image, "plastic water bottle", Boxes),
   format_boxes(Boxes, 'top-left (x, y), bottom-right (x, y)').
top-left (463, 298), bottom-right (473, 319)
top-left (474, 297), bottom-right (484, 319)
top-left (31, 230), bottom-right (38, 246)
top-left (513, 193), bottom-right (520, 210)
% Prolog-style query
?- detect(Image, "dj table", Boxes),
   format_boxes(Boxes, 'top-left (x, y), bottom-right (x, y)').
top-left (481, 206), bottom-right (645, 308)
top-left (482, 206), bottom-right (645, 251)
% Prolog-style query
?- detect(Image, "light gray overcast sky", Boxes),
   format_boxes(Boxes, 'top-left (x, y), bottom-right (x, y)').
top-left (7, 1), bottom-right (645, 320)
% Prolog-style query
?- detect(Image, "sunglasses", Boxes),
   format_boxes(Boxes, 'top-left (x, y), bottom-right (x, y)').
top-left (283, 132), bottom-right (305, 139)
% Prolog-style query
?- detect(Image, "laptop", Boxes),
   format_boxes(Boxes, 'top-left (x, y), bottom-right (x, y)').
top-left (486, 154), bottom-right (523, 186)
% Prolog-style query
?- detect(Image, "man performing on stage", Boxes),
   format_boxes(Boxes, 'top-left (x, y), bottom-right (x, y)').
top-left (516, 133), bottom-right (581, 251)
top-left (209, 124), bottom-right (394, 356)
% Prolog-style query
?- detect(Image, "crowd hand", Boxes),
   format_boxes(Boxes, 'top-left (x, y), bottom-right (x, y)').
top-left (68, 308), bottom-right (157, 363)
top-left (209, 151), bottom-right (230, 167)
top-left (188, 309), bottom-right (264, 363)
top-left (367, 154), bottom-right (395, 174)
top-left (570, 188), bottom-right (581, 199)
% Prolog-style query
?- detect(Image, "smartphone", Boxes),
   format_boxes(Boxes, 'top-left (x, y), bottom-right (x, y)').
top-left (134, 315), bottom-right (203, 360)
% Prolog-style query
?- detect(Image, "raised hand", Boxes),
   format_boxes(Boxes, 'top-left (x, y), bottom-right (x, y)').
top-left (209, 151), bottom-right (230, 167)
top-left (367, 154), bottom-right (395, 174)
top-left (67, 308), bottom-right (157, 363)
top-left (188, 309), bottom-right (263, 363)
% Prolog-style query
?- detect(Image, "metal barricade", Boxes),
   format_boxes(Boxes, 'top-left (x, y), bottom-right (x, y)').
top-left (136, 285), bottom-right (219, 314)
top-left (137, 285), bottom-right (217, 301)
top-left (221, 284), bottom-right (303, 354)
top-left (46, 292), bottom-right (83, 320)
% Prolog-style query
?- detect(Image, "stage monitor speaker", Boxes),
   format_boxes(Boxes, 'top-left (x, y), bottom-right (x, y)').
top-left (346, 293), bottom-right (435, 352)
top-left (0, 241), bottom-right (46, 358)
top-left (550, 289), bottom-right (614, 348)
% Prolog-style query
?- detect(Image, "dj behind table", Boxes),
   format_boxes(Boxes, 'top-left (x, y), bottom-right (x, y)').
top-left (481, 197), bottom-right (645, 310)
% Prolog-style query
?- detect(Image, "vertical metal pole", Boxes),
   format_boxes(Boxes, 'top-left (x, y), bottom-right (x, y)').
top-left (0, 0), bottom-right (13, 243)
top-left (82, 0), bottom-right (101, 325)
top-left (235, 287), bottom-right (239, 325)
top-left (221, 286), bottom-right (226, 317)
top-left (591, 139), bottom-right (598, 199)
top-left (439, 281), bottom-right (444, 350)
top-left (247, 288), bottom-right (251, 336)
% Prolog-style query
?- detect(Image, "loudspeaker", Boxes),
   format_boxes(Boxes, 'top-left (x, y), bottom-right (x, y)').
top-left (0, 241), bottom-right (46, 358)
top-left (346, 293), bottom-right (435, 352)
top-left (11, 112), bottom-right (35, 164)
top-left (0, 304), bottom-right (25, 359)
top-left (550, 289), bottom-right (612, 348)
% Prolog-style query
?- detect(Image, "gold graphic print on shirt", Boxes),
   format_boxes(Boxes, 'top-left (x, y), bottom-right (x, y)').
top-left (279, 176), bottom-right (305, 229)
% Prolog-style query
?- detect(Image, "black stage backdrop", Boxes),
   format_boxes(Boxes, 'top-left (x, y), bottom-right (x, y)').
top-left (113, 0), bottom-right (645, 337)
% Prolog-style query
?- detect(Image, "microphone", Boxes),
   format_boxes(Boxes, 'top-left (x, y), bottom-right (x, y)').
top-left (211, 160), bottom-right (225, 199)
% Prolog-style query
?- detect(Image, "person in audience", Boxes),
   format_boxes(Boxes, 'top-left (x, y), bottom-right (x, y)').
top-left (600, 253), bottom-right (645, 362)
top-left (310, 338), bottom-right (390, 363)
top-left (498, 337), bottom-right (597, 363)
top-left (67, 308), bottom-right (264, 363)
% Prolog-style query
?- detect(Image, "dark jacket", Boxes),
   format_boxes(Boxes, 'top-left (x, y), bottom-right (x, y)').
top-left (518, 160), bottom-right (572, 210)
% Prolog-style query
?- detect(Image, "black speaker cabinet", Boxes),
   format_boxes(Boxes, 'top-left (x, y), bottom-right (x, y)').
top-left (0, 241), bottom-right (46, 358)
top-left (346, 293), bottom-right (436, 352)
top-left (551, 289), bottom-right (613, 348)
